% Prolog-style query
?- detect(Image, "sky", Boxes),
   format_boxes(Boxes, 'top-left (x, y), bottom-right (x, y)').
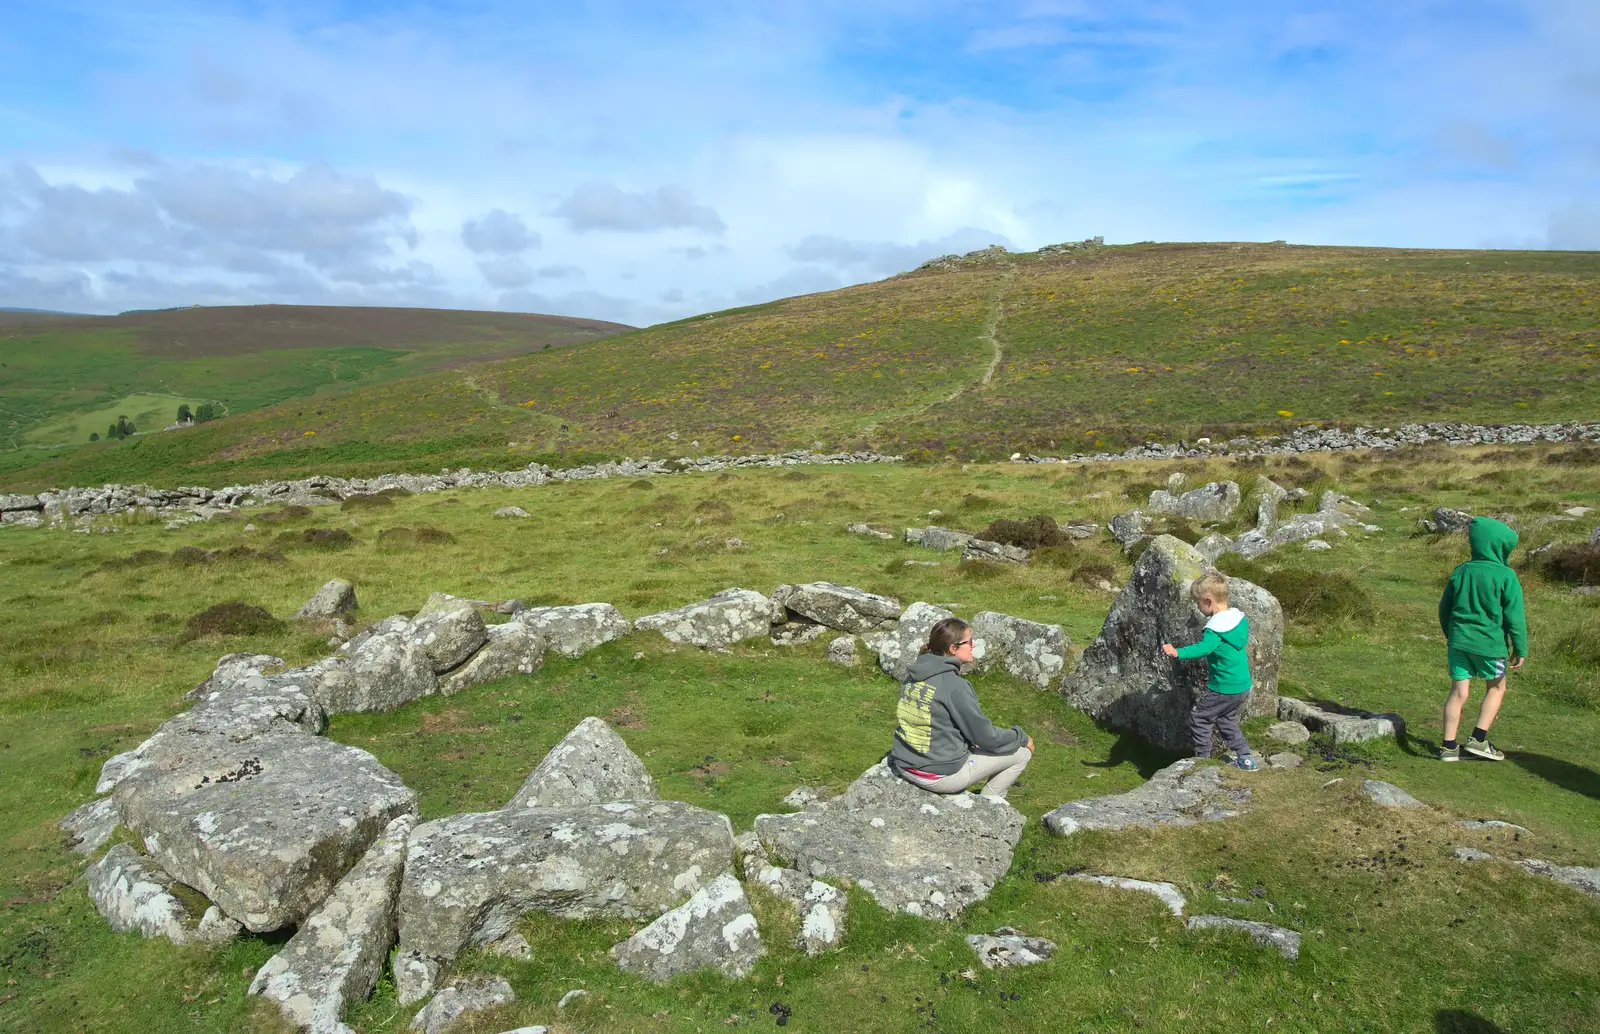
top-left (0, 1), bottom-right (1596, 325)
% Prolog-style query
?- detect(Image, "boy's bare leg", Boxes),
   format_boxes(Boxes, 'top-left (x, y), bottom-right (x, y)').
top-left (1474, 676), bottom-right (1508, 733)
top-left (1442, 679), bottom-right (1472, 742)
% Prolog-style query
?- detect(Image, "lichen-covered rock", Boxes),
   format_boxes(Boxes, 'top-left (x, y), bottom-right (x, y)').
top-left (86, 843), bottom-right (201, 944)
top-left (316, 631), bottom-right (437, 714)
top-left (635, 588), bottom-right (782, 648)
top-left (506, 717), bottom-right (658, 811)
top-left (1254, 477), bottom-right (1288, 530)
top-left (296, 579), bottom-right (358, 620)
top-left (874, 601), bottom-right (982, 681)
top-left (752, 864), bottom-right (847, 955)
top-left (962, 538), bottom-right (1030, 564)
top-left (1421, 506), bottom-right (1474, 534)
top-left (1321, 491), bottom-right (1371, 515)
top-left (407, 600), bottom-right (488, 673)
top-left (969, 612), bottom-right (1069, 688)
top-left (111, 675), bottom-right (415, 933)
top-left (1362, 779), bottom-right (1425, 809)
top-left (1520, 859), bottom-right (1600, 897)
top-left (250, 815), bottom-right (416, 1031)
top-left (904, 526), bottom-right (974, 551)
top-left (966, 927), bottom-right (1057, 968)
top-left (1232, 510), bottom-right (1355, 558)
top-left (1066, 873), bottom-right (1187, 916)
top-left (61, 796), bottom-right (120, 855)
top-left (394, 801), bottom-right (734, 1002)
top-left (1186, 915), bottom-right (1300, 959)
top-left (1194, 532), bottom-right (1233, 561)
top-left (826, 635), bottom-right (859, 666)
top-left (1278, 698), bottom-right (1403, 744)
top-left (495, 506), bottom-right (530, 519)
top-left (409, 976), bottom-right (514, 1034)
top-left (610, 872), bottom-right (764, 981)
top-left (515, 603), bottom-right (631, 657)
top-left (771, 582), bottom-right (902, 633)
top-left (753, 761), bottom-right (1023, 920)
top-left (1108, 510), bottom-right (1150, 548)
top-left (846, 522), bottom-right (894, 540)
top-left (1148, 481), bottom-right (1240, 523)
top-left (1043, 758), bottom-right (1250, 836)
top-left (1060, 536), bottom-right (1282, 753)
top-left (438, 622), bottom-right (545, 695)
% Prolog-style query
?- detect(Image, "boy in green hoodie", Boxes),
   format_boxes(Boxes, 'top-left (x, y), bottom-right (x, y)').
top-left (1438, 516), bottom-right (1528, 762)
top-left (1162, 571), bottom-right (1258, 771)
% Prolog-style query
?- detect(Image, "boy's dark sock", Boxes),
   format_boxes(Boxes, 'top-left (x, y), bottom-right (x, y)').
top-left (1471, 728), bottom-right (1488, 742)
top-left (1443, 739), bottom-right (1458, 750)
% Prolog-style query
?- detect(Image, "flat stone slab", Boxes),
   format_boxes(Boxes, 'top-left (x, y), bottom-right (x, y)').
top-left (772, 582), bottom-right (901, 633)
top-left (506, 716), bottom-right (659, 811)
top-left (1458, 819), bottom-right (1529, 835)
top-left (1520, 859), bottom-right (1600, 897)
top-left (1186, 915), bottom-right (1300, 959)
top-left (634, 588), bottom-right (782, 648)
top-left (1362, 780), bottom-right (1425, 809)
top-left (1043, 759), bottom-right (1251, 836)
top-left (966, 927), bottom-right (1057, 968)
top-left (395, 800), bottom-right (735, 1002)
top-left (610, 872), bottom-right (765, 981)
top-left (904, 526), bottom-right (975, 552)
top-left (87, 843), bottom-right (206, 945)
top-left (753, 761), bottom-right (1024, 920)
top-left (111, 676), bottom-right (416, 933)
top-left (1278, 698), bottom-right (1403, 745)
top-left (410, 976), bottom-right (514, 1034)
top-left (1067, 873), bottom-right (1187, 916)
top-left (251, 814), bottom-right (415, 1031)
top-left (515, 603), bottom-right (632, 657)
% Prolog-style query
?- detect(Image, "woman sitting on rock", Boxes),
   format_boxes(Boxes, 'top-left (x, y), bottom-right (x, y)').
top-left (888, 617), bottom-right (1034, 799)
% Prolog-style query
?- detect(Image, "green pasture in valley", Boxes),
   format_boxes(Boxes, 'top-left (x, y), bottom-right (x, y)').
top-left (2, 446), bottom-right (1598, 1033)
top-left (22, 392), bottom-right (218, 445)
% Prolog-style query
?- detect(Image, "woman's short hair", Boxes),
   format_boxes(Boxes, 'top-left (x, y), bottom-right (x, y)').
top-left (924, 617), bottom-right (972, 656)
top-left (1189, 571), bottom-right (1230, 606)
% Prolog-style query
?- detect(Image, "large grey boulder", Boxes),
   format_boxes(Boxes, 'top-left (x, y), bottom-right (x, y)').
top-left (1254, 477), bottom-right (1288, 530)
top-left (1148, 481), bottom-right (1240, 523)
top-left (86, 843), bottom-right (221, 945)
top-left (753, 761), bottom-right (1024, 920)
top-left (506, 717), bottom-right (658, 811)
top-left (111, 674), bottom-right (416, 933)
top-left (407, 600), bottom-right (489, 673)
top-left (771, 582), bottom-right (901, 633)
top-left (438, 622), bottom-right (545, 696)
top-left (751, 864), bottom-right (847, 955)
top-left (969, 612), bottom-right (1069, 688)
top-left (0, 492), bottom-right (42, 512)
top-left (1060, 536), bottom-right (1282, 753)
top-left (1278, 697), bottom-right (1403, 744)
top-left (61, 796), bottom-right (120, 855)
top-left (296, 579), bottom-right (358, 621)
top-left (250, 814), bottom-right (415, 1031)
top-left (317, 631), bottom-right (437, 714)
top-left (394, 801), bottom-right (735, 1002)
top-left (515, 603), bottom-right (632, 657)
top-left (875, 601), bottom-right (984, 681)
top-left (1108, 510), bottom-right (1150, 548)
top-left (610, 872), bottom-right (764, 981)
top-left (1186, 915), bottom-right (1300, 959)
top-left (634, 588), bottom-right (782, 648)
top-left (904, 526), bottom-right (976, 552)
top-left (410, 977), bottom-right (514, 1034)
top-left (1043, 758), bottom-right (1251, 836)
top-left (1232, 510), bottom-right (1355, 559)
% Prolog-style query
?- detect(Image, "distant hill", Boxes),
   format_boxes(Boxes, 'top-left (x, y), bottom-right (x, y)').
top-left (1, 243), bottom-right (1596, 491)
top-left (0, 304), bottom-right (631, 458)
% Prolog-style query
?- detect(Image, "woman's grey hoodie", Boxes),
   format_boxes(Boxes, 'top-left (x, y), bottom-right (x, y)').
top-left (888, 653), bottom-right (1027, 777)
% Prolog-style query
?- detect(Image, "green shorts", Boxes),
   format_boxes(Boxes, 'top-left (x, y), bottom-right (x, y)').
top-left (1448, 648), bottom-right (1507, 682)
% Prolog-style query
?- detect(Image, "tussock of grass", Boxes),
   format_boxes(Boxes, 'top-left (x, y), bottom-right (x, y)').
top-left (978, 514), bottom-right (1071, 549)
top-left (376, 526), bottom-right (456, 547)
top-left (1219, 556), bottom-right (1376, 623)
top-left (179, 602), bottom-right (284, 642)
top-left (1539, 543), bottom-right (1600, 586)
top-left (277, 527), bottom-right (356, 550)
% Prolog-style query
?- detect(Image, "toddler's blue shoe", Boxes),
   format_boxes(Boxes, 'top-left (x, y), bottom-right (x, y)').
top-left (1231, 754), bottom-right (1260, 771)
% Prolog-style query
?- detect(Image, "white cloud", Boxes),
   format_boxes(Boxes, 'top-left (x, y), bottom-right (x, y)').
top-left (461, 209), bottom-right (540, 254)
top-left (553, 181), bottom-right (726, 235)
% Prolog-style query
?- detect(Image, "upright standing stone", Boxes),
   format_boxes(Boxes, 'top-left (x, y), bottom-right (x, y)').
top-left (505, 717), bottom-right (659, 811)
top-left (1060, 536), bottom-right (1282, 753)
top-left (295, 579), bottom-right (359, 621)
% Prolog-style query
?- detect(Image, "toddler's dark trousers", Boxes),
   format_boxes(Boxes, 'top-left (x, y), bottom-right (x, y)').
top-left (1192, 689), bottom-right (1251, 757)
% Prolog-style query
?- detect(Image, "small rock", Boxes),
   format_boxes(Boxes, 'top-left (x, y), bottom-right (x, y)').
top-left (1067, 874), bottom-right (1187, 916)
top-left (846, 522), bottom-right (895, 540)
top-left (1303, 538), bottom-right (1332, 551)
top-left (770, 622), bottom-right (825, 647)
top-left (753, 864), bottom-right (847, 955)
top-left (1266, 753), bottom-right (1303, 769)
top-left (1266, 721), bottom-right (1311, 745)
top-left (1454, 846), bottom-right (1494, 862)
top-left (485, 930), bottom-right (532, 959)
top-left (295, 578), bottom-right (358, 620)
top-left (558, 989), bottom-right (590, 1009)
top-left (825, 635), bottom-right (858, 667)
top-left (966, 927), bottom-right (1057, 968)
top-left (495, 506), bottom-right (530, 518)
top-left (782, 786), bottom-right (822, 809)
top-left (410, 976), bottom-right (514, 1034)
top-left (1278, 697), bottom-right (1403, 745)
top-left (1362, 779), bottom-right (1425, 808)
top-left (1519, 859), bottom-right (1600, 897)
top-left (1457, 819), bottom-right (1530, 834)
top-left (1186, 915), bottom-right (1300, 959)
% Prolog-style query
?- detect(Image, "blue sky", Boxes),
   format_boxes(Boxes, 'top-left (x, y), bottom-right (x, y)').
top-left (1, 0), bottom-right (1596, 324)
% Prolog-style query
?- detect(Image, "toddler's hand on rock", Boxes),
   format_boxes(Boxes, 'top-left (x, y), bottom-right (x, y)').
top-left (1160, 643), bottom-right (1178, 658)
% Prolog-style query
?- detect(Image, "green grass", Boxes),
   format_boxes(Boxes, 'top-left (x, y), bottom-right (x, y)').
top-left (23, 392), bottom-right (218, 445)
top-left (3, 448), bottom-right (1600, 1032)
top-left (4, 242), bottom-right (1597, 492)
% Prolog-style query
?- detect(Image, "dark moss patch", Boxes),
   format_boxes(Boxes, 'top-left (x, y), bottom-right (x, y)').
top-left (1071, 561), bottom-right (1117, 587)
top-left (979, 514), bottom-right (1071, 549)
top-left (179, 602), bottom-right (284, 642)
top-left (340, 492), bottom-right (396, 511)
top-left (1539, 543), bottom-right (1600, 586)
top-left (377, 526), bottom-right (457, 547)
top-left (255, 504), bottom-right (312, 524)
top-left (277, 527), bottom-right (357, 550)
top-left (1218, 557), bottom-right (1375, 623)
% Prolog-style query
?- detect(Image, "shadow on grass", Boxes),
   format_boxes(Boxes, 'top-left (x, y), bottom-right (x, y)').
top-left (1081, 731), bottom-right (1176, 779)
top-left (1435, 1009), bottom-right (1508, 1033)
top-left (1509, 750), bottom-right (1600, 802)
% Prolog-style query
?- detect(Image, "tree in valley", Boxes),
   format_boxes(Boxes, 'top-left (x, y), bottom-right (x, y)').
top-left (195, 403), bottom-right (217, 423)
top-left (177, 403), bottom-right (192, 423)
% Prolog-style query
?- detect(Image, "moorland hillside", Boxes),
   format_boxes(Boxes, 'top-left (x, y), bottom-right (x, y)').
top-left (2, 242), bottom-right (1597, 491)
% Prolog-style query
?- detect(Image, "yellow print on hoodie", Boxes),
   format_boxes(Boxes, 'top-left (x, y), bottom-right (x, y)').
top-left (896, 680), bottom-right (936, 753)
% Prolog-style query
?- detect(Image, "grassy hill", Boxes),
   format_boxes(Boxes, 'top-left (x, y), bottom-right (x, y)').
top-left (0, 304), bottom-right (630, 462)
top-left (2, 243), bottom-right (1597, 491)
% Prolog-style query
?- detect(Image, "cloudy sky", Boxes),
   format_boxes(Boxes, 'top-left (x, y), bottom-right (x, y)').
top-left (2, 1), bottom-right (1596, 325)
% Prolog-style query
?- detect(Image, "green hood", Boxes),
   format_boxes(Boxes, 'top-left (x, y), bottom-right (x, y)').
top-left (1467, 517), bottom-right (1518, 566)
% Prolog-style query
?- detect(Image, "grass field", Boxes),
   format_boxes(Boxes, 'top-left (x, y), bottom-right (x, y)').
top-left (2, 445), bottom-right (1598, 1033)
top-left (0, 305), bottom-right (629, 464)
top-left (22, 393), bottom-right (217, 446)
top-left (2, 242), bottom-right (1596, 493)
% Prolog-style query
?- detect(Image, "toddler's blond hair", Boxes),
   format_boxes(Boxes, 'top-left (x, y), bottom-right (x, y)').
top-left (1189, 571), bottom-right (1230, 607)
